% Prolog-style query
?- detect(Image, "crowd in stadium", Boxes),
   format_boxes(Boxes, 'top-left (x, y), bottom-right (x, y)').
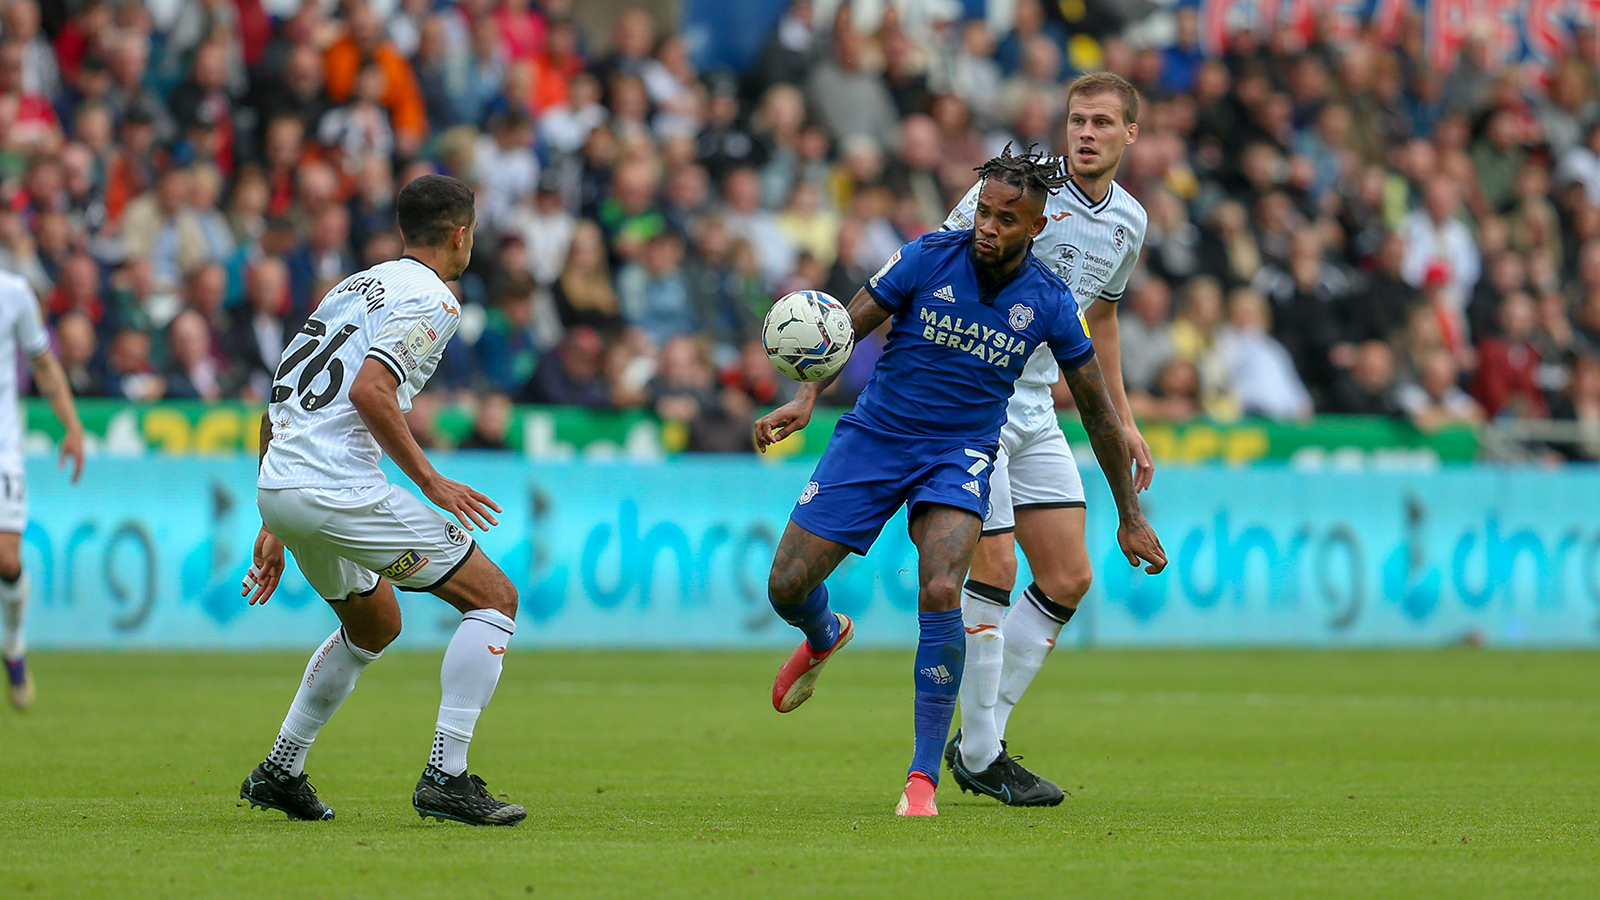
top-left (6, 0), bottom-right (1600, 456)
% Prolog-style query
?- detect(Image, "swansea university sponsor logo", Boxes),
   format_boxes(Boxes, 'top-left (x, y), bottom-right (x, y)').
top-left (381, 549), bottom-right (430, 581)
top-left (1008, 304), bottom-right (1034, 331)
top-left (919, 664), bottom-right (955, 685)
top-left (916, 308), bottom-right (1028, 368)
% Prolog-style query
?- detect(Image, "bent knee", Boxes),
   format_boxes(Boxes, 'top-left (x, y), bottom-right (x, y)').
top-left (1036, 570), bottom-right (1092, 606)
top-left (969, 536), bottom-right (1019, 592)
top-left (920, 572), bottom-right (964, 610)
top-left (472, 572), bottom-right (519, 619)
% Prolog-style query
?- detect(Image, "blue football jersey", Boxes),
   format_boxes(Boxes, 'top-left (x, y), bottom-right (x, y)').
top-left (855, 229), bottom-right (1095, 441)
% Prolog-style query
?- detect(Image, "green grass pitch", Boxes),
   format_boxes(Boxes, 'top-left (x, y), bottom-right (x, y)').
top-left (2, 648), bottom-right (1598, 899)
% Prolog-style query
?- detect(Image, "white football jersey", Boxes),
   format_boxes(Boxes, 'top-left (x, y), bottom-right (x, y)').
top-left (258, 257), bottom-right (461, 490)
top-left (0, 270), bottom-right (51, 464)
top-left (944, 169), bottom-right (1147, 420)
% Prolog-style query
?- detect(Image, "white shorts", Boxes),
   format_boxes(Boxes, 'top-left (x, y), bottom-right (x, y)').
top-left (982, 413), bottom-right (1084, 536)
top-left (0, 460), bottom-right (24, 533)
top-left (258, 483), bottom-right (476, 601)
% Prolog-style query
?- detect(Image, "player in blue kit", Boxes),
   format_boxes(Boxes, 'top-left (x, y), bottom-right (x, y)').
top-left (754, 146), bottom-right (1167, 816)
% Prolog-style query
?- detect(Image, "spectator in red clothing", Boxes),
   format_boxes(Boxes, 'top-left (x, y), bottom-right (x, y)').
top-left (1472, 292), bottom-right (1548, 419)
top-left (0, 39), bottom-right (59, 152)
top-left (49, 0), bottom-right (112, 86)
top-left (47, 252), bottom-right (103, 325)
top-left (494, 0), bottom-right (547, 62)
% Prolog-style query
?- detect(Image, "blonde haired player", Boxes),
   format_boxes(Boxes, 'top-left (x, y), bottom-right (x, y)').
top-left (0, 268), bottom-right (86, 710)
top-left (239, 175), bottom-right (525, 826)
top-left (941, 73), bottom-right (1154, 804)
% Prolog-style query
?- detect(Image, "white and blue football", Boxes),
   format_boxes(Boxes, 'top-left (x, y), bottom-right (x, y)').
top-left (762, 290), bottom-right (855, 382)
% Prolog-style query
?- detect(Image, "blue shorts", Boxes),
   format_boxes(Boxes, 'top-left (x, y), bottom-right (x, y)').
top-left (788, 415), bottom-right (997, 555)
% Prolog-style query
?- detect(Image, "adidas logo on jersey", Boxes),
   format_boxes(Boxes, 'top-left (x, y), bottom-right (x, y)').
top-left (919, 664), bottom-right (955, 685)
top-left (934, 285), bottom-right (956, 303)
top-left (962, 480), bottom-right (982, 497)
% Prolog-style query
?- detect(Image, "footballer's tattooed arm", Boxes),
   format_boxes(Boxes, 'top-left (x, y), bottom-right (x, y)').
top-left (754, 287), bottom-right (889, 452)
top-left (1063, 357), bottom-right (1168, 573)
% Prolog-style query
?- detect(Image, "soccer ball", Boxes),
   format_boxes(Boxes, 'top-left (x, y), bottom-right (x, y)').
top-left (762, 290), bottom-right (855, 382)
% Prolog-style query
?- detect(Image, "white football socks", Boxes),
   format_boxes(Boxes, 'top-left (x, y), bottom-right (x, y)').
top-left (432, 608), bottom-right (515, 777)
top-left (994, 585), bottom-right (1072, 740)
top-left (0, 571), bottom-right (28, 660)
top-left (958, 580), bottom-right (1009, 771)
top-left (269, 627), bottom-right (382, 776)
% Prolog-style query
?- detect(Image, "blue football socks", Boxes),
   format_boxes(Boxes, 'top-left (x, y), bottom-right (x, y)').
top-left (910, 608), bottom-right (965, 782)
top-left (770, 583), bottom-right (840, 652)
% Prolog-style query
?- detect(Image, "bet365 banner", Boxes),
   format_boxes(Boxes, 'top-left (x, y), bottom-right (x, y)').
top-left (18, 455), bottom-right (1600, 649)
top-left (1191, 0), bottom-right (1600, 72)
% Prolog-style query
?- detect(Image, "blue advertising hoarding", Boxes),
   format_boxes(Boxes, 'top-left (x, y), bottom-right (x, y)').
top-left (20, 454), bottom-right (1600, 649)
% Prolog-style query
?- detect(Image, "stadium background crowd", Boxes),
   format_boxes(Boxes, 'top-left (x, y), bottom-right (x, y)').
top-left (5, 0), bottom-right (1600, 458)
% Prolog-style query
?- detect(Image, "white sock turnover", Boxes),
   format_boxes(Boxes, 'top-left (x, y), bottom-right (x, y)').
top-left (432, 608), bottom-right (515, 777)
top-left (994, 585), bottom-right (1070, 740)
top-left (958, 580), bottom-right (1008, 771)
top-left (269, 627), bottom-right (382, 776)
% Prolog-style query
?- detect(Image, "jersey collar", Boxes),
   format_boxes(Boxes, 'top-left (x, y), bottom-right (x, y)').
top-left (1065, 178), bottom-right (1115, 215)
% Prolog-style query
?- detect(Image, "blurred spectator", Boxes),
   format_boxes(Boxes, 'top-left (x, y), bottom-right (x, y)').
top-left (476, 271), bottom-right (543, 395)
top-left (1548, 354), bottom-right (1600, 460)
top-left (994, 0), bottom-right (1066, 78)
top-left (1472, 292), bottom-right (1548, 419)
top-left (1217, 287), bottom-right (1312, 421)
top-left (1398, 349), bottom-right (1482, 432)
top-left (939, 20), bottom-right (1001, 118)
top-left (718, 166), bottom-right (796, 288)
top-left (553, 220), bottom-right (623, 333)
top-left (617, 230), bottom-right (696, 345)
top-left (1120, 277), bottom-right (1176, 394)
top-left (317, 63), bottom-right (395, 175)
top-left (324, 0), bottom-right (427, 154)
top-left (522, 325), bottom-right (609, 407)
top-left (104, 327), bottom-right (164, 401)
top-left (1401, 175), bottom-right (1480, 326)
top-left (475, 109), bottom-right (539, 236)
top-left (0, 37), bottom-right (61, 152)
top-left (457, 392), bottom-right (515, 450)
top-left (650, 335), bottom-right (752, 453)
top-left (405, 390), bottom-right (447, 449)
top-left (223, 257), bottom-right (290, 401)
top-left (515, 176), bottom-right (577, 286)
top-left (806, 29), bottom-right (897, 151)
top-left (163, 308), bottom-right (223, 401)
top-left (287, 205), bottom-right (356, 319)
top-left (746, 0), bottom-right (820, 95)
top-left (1329, 340), bottom-right (1404, 417)
top-left (1130, 358), bottom-right (1204, 423)
top-left (53, 310), bottom-right (100, 397)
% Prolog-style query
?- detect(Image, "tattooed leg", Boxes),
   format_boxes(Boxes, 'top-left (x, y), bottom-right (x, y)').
top-left (909, 503), bottom-right (984, 613)
top-left (767, 520), bottom-right (854, 606)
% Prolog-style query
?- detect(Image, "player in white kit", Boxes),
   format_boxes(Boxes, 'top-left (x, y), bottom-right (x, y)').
top-left (0, 270), bottom-right (86, 711)
top-left (940, 74), bottom-right (1157, 804)
top-left (238, 175), bottom-right (525, 825)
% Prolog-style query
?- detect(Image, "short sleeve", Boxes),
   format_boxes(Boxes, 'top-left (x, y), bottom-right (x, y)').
top-left (366, 291), bottom-right (462, 385)
top-left (864, 238), bottom-right (926, 314)
top-left (1047, 288), bottom-right (1096, 372)
top-left (13, 282), bottom-right (49, 359)
top-left (940, 181), bottom-right (981, 232)
top-left (1100, 223), bottom-right (1145, 303)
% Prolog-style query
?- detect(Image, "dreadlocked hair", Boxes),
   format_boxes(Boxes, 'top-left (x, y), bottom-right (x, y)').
top-left (973, 143), bottom-right (1072, 205)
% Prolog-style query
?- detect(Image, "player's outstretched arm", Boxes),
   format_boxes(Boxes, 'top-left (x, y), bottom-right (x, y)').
top-left (348, 359), bottom-right (502, 531)
top-left (1063, 357), bottom-right (1167, 574)
top-left (28, 350), bottom-right (84, 483)
top-left (754, 288), bottom-right (890, 452)
top-left (1085, 300), bottom-right (1153, 491)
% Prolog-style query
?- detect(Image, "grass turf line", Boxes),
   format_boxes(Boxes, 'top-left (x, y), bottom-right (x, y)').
top-left (1, 649), bottom-right (1597, 899)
